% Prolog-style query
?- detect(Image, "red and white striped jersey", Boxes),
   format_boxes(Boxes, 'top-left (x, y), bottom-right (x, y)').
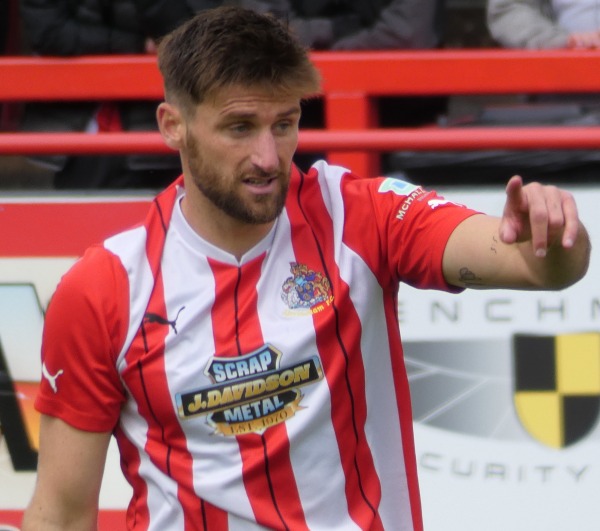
top-left (37, 161), bottom-right (477, 530)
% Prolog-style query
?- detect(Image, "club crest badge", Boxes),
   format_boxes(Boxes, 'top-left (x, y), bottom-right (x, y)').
top-left (281, 262), bottom-right (333, 315)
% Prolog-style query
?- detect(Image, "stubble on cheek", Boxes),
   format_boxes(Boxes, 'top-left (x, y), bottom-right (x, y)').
top-left (185, 139), bottom-right (289, 224)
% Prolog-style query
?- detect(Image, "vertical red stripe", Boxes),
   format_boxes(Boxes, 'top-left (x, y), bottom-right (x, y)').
top-left (209, 256), bottom-right (308, 530)
top-left (285, 167), bottom-right (384, 530)
top-left (144, 182), bottom-right (179, 280)
top-left (116, 426), bottom-right (149, 530)
top-left (208, 261), bottom-right (243, 356)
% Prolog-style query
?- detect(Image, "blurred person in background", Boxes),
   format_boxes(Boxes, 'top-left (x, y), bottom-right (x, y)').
top-left (18, 0), bottom-right (182, 189)
top-left (483, 0), bottom-right (600, 182)
top-left (488, 0), bottom-right (600, 49)
top-left (133, 0), bottom-right (223, 41)
top-left (0, 0), bottom-right (9, 54)
top-left (1, 0), bottom-right (22, 132)
top-left (389, 0), bottom-right (600, 186)
top-left (236, 0), bottom-right (444, 50)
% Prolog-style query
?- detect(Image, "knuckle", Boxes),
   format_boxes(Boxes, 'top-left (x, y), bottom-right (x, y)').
top-left (529, 206), bottom-right (548, 225)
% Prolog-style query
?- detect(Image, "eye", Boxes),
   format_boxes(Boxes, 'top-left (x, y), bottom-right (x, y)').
top-left (230, 122), bottom-right (250, 135)
top-left (274, 120), bottom-right (294, 135)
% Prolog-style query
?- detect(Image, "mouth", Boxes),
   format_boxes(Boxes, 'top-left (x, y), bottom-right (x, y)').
top-left (243, 176), bottom-right (275, 186)
top-left (242, 175), bottom-right (279, 192)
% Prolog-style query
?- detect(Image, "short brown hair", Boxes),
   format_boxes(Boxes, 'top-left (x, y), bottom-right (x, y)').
top-left (157, 6), bottom-right (321, 110)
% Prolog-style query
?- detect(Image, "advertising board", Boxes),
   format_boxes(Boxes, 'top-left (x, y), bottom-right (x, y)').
top-left (1, 185), bottom-right (598, 530)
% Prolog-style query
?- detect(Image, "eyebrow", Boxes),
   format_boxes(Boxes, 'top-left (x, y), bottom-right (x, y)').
top-left (278, 106), bottom-right (302, 118)
top-left (221, 106), bottom-right (301, 121)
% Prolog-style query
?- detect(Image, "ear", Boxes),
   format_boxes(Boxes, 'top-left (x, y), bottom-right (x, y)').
top-left (157, 102), bottom-right (185, 150)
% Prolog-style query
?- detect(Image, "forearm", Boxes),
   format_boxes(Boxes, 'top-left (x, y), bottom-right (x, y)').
top-left (22, 500), bottom-right (98, 531)
top-left (444, 215), bottom-right (591, 290)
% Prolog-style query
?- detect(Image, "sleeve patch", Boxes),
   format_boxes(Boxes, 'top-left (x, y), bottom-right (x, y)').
top-left (377, 178), bottom-right (421, 196)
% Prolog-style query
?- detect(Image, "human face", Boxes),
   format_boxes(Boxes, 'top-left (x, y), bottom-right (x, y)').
top-left (182, 85), bottom-right (301, 226)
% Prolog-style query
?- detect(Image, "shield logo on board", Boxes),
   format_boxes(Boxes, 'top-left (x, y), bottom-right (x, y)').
top-left (513, 333), bottom-right (600, 448)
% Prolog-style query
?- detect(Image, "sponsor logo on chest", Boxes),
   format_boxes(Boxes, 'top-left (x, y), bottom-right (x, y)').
top-left (176, 344), bottom-right (323, 436)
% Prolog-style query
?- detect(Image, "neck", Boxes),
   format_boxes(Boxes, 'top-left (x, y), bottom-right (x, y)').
top-left (180, 192), bottom-right (275, 262)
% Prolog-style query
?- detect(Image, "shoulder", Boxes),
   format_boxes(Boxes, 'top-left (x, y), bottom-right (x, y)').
top-left (296, 161), bottom-right (426, 217)
top-left (66, 244), bottom-right (128, 282)
top-left (49, 245), bottom-right (130, 322)
top-left (41, 239), bottom-right (139, 365)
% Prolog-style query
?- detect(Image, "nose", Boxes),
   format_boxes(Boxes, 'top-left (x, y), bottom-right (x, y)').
top-left (250, 130), bottom-right (279, 174)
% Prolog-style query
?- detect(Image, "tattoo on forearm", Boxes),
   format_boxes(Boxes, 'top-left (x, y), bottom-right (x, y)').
top-left (458, 267), bottom-right (485, 287)
top-left (491, 235), bottom-right (498, 254)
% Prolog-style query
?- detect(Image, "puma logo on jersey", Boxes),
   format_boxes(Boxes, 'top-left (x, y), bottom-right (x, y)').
top-left (144, 306), bottom-right (186, 334)
top-left (42, 362), bottom-right (64, 393)
top-left (428, 198), bottom-right (463, 210)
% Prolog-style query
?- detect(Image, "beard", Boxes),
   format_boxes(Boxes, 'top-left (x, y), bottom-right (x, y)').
top-left (185, 131), bottom-right (289, 225)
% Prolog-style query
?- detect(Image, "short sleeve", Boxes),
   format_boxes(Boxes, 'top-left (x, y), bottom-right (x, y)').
top-left (35, 246), bottom-right (130, 432)
top-left (341, 175), bottom-right (480, 291)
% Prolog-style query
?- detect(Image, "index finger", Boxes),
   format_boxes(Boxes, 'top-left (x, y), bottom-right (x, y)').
top-left (500, 175), bottom-right (527, 244)
top-left (504, 175), bottom-right (525, 212)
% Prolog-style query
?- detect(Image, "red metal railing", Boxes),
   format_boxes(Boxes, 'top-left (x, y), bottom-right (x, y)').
top-left (2, 50), bottom-right (600, 176)
top-left (3, 128), bottom-right (600, 155)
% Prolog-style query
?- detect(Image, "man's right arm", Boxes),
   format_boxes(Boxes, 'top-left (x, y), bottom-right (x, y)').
top-left (22, 415), bottom-right (112, 531)
top-left (486, 0), bottom-right (569, 49)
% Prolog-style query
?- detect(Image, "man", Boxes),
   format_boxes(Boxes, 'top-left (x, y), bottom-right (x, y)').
top-left (22, 6), bottom-right (590, 531)
top-left (488, 0), bottom-right (600, 49)
top-left (19, 0), bottom-right (182, 189)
